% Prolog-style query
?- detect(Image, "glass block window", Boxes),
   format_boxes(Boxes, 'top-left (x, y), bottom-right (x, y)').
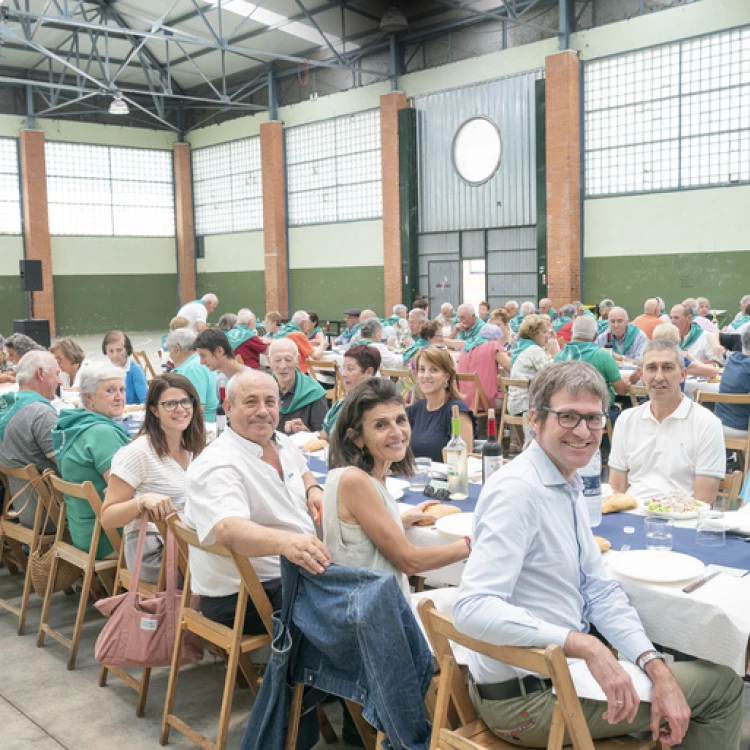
top-left (192, 137), bottom-right (262, 236)
top-left (0, 138), bottom-right (22, 235)
top-left (585, 26), bottom-right (750, 196)
top-left (286, 110), bottom-right (382, 226)
top-left (45, 142), bottom-right (174, 236)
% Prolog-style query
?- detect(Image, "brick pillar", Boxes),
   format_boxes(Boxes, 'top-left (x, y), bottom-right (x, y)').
top-left (380, 92), bottom-right (408, 315)
top-left (261, 121), bottom-right (288, 316)
top-left (173, 143), bottom-right (196, 306)
top-left (545, 50), bottom-right (581, 307)
top-left (19, 130), bottom-right (56, 336)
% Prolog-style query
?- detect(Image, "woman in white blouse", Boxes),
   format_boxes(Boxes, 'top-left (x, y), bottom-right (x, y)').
top-left (101, 373), bottom-right (206, 583)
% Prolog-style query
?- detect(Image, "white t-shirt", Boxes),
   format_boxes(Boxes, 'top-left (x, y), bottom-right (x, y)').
top-left (508, 345), bottom-right (549, 415)
top-left (110, 435), bottom-right (190, 537)
top-left (609, 395), bottom-right (725, 501)
top-left (185, 427), bottom-right (314, 596)
top-left (177, 300), bottom-right (208, 332)
top-left (685, 331), bottom-right (717, 362)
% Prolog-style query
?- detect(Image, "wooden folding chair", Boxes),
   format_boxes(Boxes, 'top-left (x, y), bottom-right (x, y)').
top-left (456, 372), bottom-right (489, 422)
top-left (133, 350), bottom-right (158, 381)
top-left (98, 518), bottom-right (171, 717)
top-left (498, 377), bottom-right (527, 450)
top-left (381, 367), bottom-right (417, 405)
top-left (37, 475), bottom-right (120, 669)
top-left (718, 470), bottom-right (743, 511)
top-left (628, 384), bottom-right (649, 408)
top-left (417, 598), bottom-right (663, 750)
top-left (307, 358), bottom-right (343, 402)
top-left (695, 391), bottom-right (750, 480)
top-left (0, 463), bottom-right (59, 635)
top-left (161, 517), bottom-right (274, 750)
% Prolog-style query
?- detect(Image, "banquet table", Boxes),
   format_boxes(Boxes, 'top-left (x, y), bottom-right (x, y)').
top-left (306, 454), bottom-right (750, 676)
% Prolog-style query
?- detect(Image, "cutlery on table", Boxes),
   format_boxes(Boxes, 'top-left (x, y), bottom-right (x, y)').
top-left (682, 570), bottom-right (721, 593)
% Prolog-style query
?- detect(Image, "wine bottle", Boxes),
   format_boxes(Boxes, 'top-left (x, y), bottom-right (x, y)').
top-left (445, 405), bottom-right (468, 500)
top-left (481, 408), bottom-right (503, 482)
top-left (216, 386), bottom-right (227, 436)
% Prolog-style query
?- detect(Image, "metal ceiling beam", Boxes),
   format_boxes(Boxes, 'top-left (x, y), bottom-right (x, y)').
top-left (294, 0), bottom-right (344, 65)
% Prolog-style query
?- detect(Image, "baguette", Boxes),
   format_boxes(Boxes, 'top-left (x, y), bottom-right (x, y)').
top-left (414, 503), bottom-right (462, 526)
top-left (602, 493), bottom-right (638, 514)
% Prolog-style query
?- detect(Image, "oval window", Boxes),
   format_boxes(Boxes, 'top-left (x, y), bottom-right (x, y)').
top-left (452, 117), bottom-right (502, 185)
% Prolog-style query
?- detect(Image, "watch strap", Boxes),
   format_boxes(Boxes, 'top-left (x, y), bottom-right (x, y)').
top-left (637, 649), bottom-right (666, 672)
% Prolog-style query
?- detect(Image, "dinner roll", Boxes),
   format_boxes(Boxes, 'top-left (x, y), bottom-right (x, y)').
top-left (414, 503), bottom-right (462, 526)
top-left (302, 438), bottom-right (328, 453)
top-left (594, 536), bottom-right (611, 553)
top-left (602, 493), bottom-right (638, 514)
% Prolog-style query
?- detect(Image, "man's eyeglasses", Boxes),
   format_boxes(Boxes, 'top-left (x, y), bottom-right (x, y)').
top-left (160, 398), bottom-right (194, 412)
top-left (541, 408), bottom-right (607, 430)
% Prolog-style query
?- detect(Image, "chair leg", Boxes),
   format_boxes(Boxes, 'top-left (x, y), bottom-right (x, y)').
top-left (17, 549), bottom-right (35, 636)
top-left (36, 552), bottom-right (59, 647)
top-left (237, 651), bottom-right (262, 695)
top-left (344, 701), bottom-right (377, 750)
top-left (285, 684), bottom-right (305, 750)
top-left (135, 667), bottom-right (152, 718)
top-left (316, 705), bottom-right (338, 744)
top-left (160, 625), bottom-right (186, 746)
top-left (215, 640), bottom-right (241, 750)
top-left (68, 562), bottom-right (95, 670)
top-left (98, 663), bottom-right (109, 687)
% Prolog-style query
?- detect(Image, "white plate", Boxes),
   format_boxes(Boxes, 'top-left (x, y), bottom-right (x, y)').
top-left (434, 512), bottom-right (474, 540)
top-left (608, 550), bottom-right (705, 583)
top-left (386, 477), bottom-right (409, 500)
top-left (645, 499), bottom-right (709, 520)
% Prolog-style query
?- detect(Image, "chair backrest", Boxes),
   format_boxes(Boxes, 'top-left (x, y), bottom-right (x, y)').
top-left (46, 473), bottom-right (122, 555)
top-left (455, 372), bottom-right (489, 416)
top-left (0, 463), bottom-right (57, 526)
top-left (628, 384), bottom-right (649, 408)
top-left (132, 350), bottom-right (158, 380)
top-left (417, 599), bottom-right (637, 750)
top-left (718, 470), bottom-right (744, 510)
top-left (498, 377), bottom-right (527, 427)
top-left (696, 390), bottom-right (750, 410)
top-left (307, 358), bottom-right (344, 403)
top-left (168, 517), bottom-right (274, 636)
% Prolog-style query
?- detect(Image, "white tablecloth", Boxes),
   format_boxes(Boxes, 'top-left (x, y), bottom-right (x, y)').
top-left (683, 377), bottom-right (720, 400)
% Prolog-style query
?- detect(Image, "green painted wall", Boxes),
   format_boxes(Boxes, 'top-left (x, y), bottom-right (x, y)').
top-left (0, 277), bottom-right (29, 333)
top-left (584, 251), bottom-right (750, 318)
top-left (53, 274), bottom-right (177, 335)
top-left (290, 267), bottom-right (384, 321)
top-left (197, 271), bottom-right (265, 316)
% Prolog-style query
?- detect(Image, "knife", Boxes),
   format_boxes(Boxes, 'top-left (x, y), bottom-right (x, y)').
top-left (682, 570), bottom-right (721, 593)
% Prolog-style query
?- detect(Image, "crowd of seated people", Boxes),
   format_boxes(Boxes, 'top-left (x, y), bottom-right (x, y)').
top-left (0, 286), bottom-right (747, 750)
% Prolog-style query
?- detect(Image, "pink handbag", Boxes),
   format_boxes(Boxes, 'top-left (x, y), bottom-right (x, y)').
top-left (94, 513), bottom-right (204, 668)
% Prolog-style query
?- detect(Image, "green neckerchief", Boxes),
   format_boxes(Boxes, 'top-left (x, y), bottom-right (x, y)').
top-left (278, 321), bottom-right (303, 337)
top-left (510, 338), bottom-right (539, 368)
top-left (356, 339), bottom-right (379, 347)
top-left (458, 319), bottom-right (485, 342)
top-left (553, 316), bottom-right (572, 332)
top-left (321, 398), bottom-right (345, 436)
top-left (583, 309), bottom-right (596, 318)
top-left (188, 299), bottom-right (206, 307)
top-left (383, 315), bottom-right (402, 328)
top-left (607, 323), bottom-right (640, 355)
top-left (226, 324), bottom-right (256, 349)
top-left (548, 306), bottom-right (557, 317)
top-left (0, 391), bottom-right (54, 441)
top-left (161, 333), bottom-right (168, 349)
top-left (730, 315), bottom-right (750, 331)
top-left (308, 325), bottom-right (323, 340)
top-left (681, 322), bottom-right (704, 350)
top-left (52, 409), bottom-right (129, 466)
top-left (596, 318), bottom-right (609, 335)
top-left (279, 370), bottom-right (327, 415)
top-left (510, 314), bottom-right (524, 333)
top-left (555, 341), bottom-right (600, 363)
top-left (339, 324), bottom-right (360, 344)
top-left (481, 315), bottom-right (490, 323)
top-left (402, 337), bottom-right (429, 362)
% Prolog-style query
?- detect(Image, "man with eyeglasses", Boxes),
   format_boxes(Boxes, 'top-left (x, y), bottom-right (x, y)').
top-left (609, 339), bottom-right (725, 506)
top-left (454, 360), bottom-right (742, 748)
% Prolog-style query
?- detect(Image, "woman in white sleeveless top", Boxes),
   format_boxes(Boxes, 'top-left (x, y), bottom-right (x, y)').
top-left (322, 378), bottom-right (469, 596)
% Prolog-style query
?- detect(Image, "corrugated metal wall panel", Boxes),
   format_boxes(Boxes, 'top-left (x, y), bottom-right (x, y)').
top-left (487, 226), bottom-right (538, 309)
top-left (415, 71), bottom-right (542, 233)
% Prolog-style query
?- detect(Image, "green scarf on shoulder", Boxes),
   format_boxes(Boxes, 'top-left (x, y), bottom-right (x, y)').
top-left (730, 315), bottom-right (750, 331)
top-left (52, 409), bottom-right (130, 466)
top-left (226, 324), bottom-right (256, 349)
top-left (553, 316), bottom-right (572, 332)
top-left (279, 371), bottom-right (327, 415)
top-left (555, 341), bottom-right (600, 363)
top-left (510, 314), bottom-right (525, 334)
top-left (321, 398), bottom-right (345, 436)
top-left (0, 391), bottom-right (54, 441)
top-left (278, 321), bottom-right (303, 337)
top-left (510, 338), bottom-right (539, 368)
top-left (383, 315), bottom-right (402, 328)
top-left (459, 320), bottom-right (486, 353)
top-left (308, 325), bottom-right (323, 340)
top-left (596, 318), bottom-right (609, 335)
top-left (681, 322), bottom-right (704, 350)
top-left (356, 339), bottom-right (379, 347)
top-left (607, 323), bottom-right (640, 355)
top-left (402, 337), bottom-right (429, 363)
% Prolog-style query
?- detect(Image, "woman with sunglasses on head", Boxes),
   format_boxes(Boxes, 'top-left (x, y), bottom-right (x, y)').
top-left (101, 373), bottom-right (205, 583)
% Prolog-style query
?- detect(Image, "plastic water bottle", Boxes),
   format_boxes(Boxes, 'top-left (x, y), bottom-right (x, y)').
top-left (580, 450), bottom-right (602, 528)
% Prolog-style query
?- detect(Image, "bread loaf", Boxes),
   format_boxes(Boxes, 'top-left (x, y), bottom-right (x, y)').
top-left (414, 503), bottom-right (462, 526)
top-left (594, 536), bottom-right (611, 553)
top-left (602, 493), bottom-right (638, 514)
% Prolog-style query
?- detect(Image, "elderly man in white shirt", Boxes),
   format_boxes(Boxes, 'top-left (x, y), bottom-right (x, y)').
top-left (454, 360), bottom-right (742, 749)
top-left (177, 293), bottom-right (218, 333)
top-left (356, 317), bottom-right (403, 371)
top-left (185, 369), bottom-right (331, 634)
top-left (609, 338), bottom-right (725, 506)
top-left (669, 303), bottom-right (723, 363)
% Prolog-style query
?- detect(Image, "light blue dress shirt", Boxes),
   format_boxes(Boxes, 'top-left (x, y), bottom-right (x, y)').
top-left (454, 440), bottom-right (653, 684)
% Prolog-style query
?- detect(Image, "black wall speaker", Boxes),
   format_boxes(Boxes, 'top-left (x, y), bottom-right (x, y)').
top-left (13, 319), bottom-right (51, 348)
top-left (19, 260), bottom-right (43, 292)
top-left (195, 236), bottom-right (205, 259)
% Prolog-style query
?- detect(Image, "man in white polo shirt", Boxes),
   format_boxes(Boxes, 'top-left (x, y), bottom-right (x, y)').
top-left (609, 339), bottom-right (725, 506)
top-left (177, 293), bottom-right (219, 333)
top-left (185, 369), bottom-right (330, 634)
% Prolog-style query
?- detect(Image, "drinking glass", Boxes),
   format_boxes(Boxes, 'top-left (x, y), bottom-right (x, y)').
top-left (644, 517), bottom-right (673, 551)
top-left (696, 510), bottom-right (726, 547)
top-left (410, 457), bottom-right (431, 492)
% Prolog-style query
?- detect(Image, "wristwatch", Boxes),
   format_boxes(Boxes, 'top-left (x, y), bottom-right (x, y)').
top-left (636, 649), bottom-right (667, 673)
